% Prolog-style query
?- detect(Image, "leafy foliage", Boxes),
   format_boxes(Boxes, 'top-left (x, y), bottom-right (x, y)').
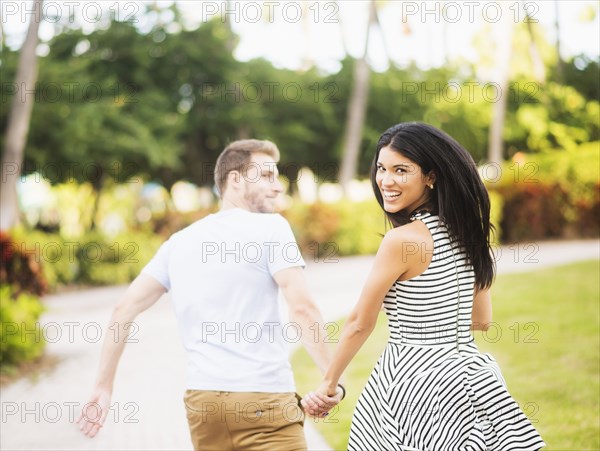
top-left (0, 232), bottom-right (47, 296)
top-left (9, 229), bottom-right (162, 291)
top-left (2, 13), bottom-right (597, 191)
top-left (0, 286), bottom-right (46, 367)
top-left (488, 142), bottom-right (600, 241)
top-left (0, 232), bottom-right (47, 368)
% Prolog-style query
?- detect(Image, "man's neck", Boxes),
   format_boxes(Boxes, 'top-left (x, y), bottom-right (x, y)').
top-left (220, 197), bottom-right (248, 212)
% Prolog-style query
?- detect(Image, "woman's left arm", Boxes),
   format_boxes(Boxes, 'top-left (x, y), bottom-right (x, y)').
top-left (471, 287), bottom-right (492, 331)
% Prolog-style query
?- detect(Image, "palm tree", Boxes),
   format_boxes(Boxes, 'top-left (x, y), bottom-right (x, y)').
top-left (338, 0), bottom-right (377, 191)
top-left (553, 0), bottom-right (564, 81)
top-left (300, 1), bottom-right (314, 71)
top-left (487, 5), bottom-right (514, 167)
top-left (1, 0), bottom-right (44, 230)
top-left (525, 9), bottom-right (545, 82)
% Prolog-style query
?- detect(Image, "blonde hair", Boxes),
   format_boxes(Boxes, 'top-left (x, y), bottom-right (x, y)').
top-left (214, 139), bottom-right (280, 197)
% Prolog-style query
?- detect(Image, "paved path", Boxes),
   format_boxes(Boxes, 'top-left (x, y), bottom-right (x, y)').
top-left (1, 239), bottom-right (598, 450)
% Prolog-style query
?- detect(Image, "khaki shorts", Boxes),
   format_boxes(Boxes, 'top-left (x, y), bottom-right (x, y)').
top-left (183, 390), bottom-right (307, 451)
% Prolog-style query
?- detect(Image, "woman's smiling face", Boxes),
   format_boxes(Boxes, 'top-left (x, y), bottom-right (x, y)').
top-left (375, 146), bottom-right (434, 214)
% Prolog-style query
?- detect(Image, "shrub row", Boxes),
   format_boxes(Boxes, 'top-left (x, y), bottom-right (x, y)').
top-left (0, 232), bottom-right (46, 368)
top-left (283, 193), bottom-right (505, 259)
top-left (492, 182), bottom-right (598, 242)
top-left (9, 229), bottom-right (163, 291)
top-left (284, 199), bottom-right (385, 258)
top-left (488, 143), bottom-right (599, 242)
top-left (0, 286), bottom-right (46, 368)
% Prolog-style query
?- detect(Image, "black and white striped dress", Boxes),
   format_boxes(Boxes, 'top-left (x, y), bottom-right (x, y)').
top-left (347, 211), bottom-right (545, 451)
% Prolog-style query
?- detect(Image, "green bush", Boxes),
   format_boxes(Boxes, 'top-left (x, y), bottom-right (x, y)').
top-left (0, 286), bottom-right (46, 367)
top-left (488, 142), bottom-right (599, 241)
top-left (334, 199), bottom-right (385, 256)
top-left (0, 232), bottom-right (48, 369)
top-left (284, 201), bottom-right (341, 257)
top-left (10, 229), bottom-right (77, 289)
top-left (574, 182), bottom-right (600, 237)
top-left (285, 199), bottom-right (385, 258)
top-left (286, 195), bottom-right (502, 257)
top-left (9, 229), bottom-right (163, 290)
top-left (496, 183), bottom-right (570, 242)
top-left (77, 230), bottom-right (163, 285)
top-left (488, 190), bottom-right (504, 245)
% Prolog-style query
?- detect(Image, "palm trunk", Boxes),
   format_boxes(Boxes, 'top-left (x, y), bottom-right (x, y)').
top-left (487, 10), bottom-right (514, 167)
top-left (554, 1), bottom-right (564, 81)
top-left (1, 0), bottom-right (44, 230)
top-left (300, 2), bottom-right (314, 71)
top-left (338, 0), bottom-right (376, 191)
top-left (526, 16), bottom-right (545, 82)
top-left (335, 1), bottom-right (349, 56)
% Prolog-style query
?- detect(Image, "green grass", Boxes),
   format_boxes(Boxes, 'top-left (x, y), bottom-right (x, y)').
top-left (291, 260), bottom-right (600, 451)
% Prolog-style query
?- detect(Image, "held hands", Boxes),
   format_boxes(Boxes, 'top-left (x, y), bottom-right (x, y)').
top-left (301, 382), bottom-right (344, 418)
top-left (76, 388), bottom-right (112, 438)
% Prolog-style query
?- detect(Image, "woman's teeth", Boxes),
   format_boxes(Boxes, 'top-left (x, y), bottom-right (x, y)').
top-left (383, 191), bottom-right (400, 200)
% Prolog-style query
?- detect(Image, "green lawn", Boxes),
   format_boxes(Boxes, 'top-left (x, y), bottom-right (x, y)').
top-left (291, 260), bottom-right (600, 451)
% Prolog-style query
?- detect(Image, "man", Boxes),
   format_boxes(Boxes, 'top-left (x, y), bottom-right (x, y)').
top-left (77, 139), bottom-right (342, 450)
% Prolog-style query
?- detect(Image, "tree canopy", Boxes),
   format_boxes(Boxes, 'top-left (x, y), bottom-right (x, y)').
top-left (1, 10), bottom-right (598, 190)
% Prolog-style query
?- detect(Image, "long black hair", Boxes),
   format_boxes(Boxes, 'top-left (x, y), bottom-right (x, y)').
top-left (370, 122), bottom-right (495, 289)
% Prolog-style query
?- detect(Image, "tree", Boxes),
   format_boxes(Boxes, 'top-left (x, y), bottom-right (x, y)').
top-left (525, 10), bottom-right (546, 83)
top-left (487, 6), bottom-right (514, 166)
top-left (338, 0), bottom-right (377, 190)
top-left (1, 0), bottom-right (44, 230)
top-left (553, 1), bottom-right (564, 81)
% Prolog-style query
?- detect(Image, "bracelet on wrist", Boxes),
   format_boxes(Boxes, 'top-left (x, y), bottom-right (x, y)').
top-left (337, 383), bottom-right (346, 400)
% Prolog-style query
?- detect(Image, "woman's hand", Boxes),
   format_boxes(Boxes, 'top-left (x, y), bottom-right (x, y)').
top-left (301, 382), bottom-right (343, 418)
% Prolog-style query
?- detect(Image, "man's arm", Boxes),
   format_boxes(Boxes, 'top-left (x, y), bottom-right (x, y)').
top-left (76, 274), bottom-right (166, 437)
top-left (273, 267), bottom-right (343, 414)
top-left (273, 267), bottom-right (331, 375)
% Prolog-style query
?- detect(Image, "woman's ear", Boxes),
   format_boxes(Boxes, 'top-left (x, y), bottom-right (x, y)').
top-left (426, 171), bottom-right (437, 186)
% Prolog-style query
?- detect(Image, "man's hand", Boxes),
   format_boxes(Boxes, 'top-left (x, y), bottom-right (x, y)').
top-left (76, 388), bottom-right (112, 438)
top-left (301, 383), bottom-right (343, 418)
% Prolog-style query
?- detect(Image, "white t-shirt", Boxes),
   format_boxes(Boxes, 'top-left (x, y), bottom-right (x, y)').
top-left (141, 208), bottom-right (305, 392)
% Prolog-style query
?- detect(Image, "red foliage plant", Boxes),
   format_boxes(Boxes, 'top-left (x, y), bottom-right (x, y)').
top-left (0, 231), bottom-right (48, 297)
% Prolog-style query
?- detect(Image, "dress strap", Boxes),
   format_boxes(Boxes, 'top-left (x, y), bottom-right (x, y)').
top-left (409, 209), bottom-right (432, 221)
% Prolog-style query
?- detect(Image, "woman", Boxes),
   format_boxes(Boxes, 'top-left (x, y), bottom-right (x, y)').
top-left (302, 123), bottom-right (545, 450)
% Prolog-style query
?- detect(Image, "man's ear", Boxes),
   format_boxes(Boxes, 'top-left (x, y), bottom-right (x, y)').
top-left (227, 170), bottom-right (242, 191)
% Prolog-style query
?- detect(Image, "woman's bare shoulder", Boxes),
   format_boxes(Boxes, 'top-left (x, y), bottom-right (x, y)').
top-left (380, 220), bottom-right (432, 252)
